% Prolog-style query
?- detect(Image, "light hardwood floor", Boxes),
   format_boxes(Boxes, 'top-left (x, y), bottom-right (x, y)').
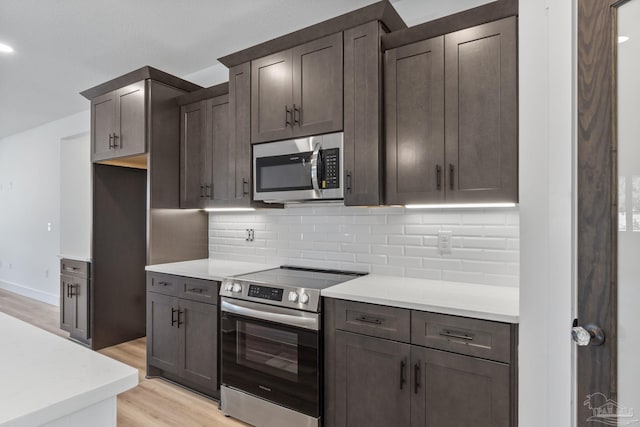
top-left (0, 288), bottom-right (246, 427)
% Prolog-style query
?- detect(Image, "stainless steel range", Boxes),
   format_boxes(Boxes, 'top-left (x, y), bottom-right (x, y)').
top-left (219, 266), bottom-right (365, 427)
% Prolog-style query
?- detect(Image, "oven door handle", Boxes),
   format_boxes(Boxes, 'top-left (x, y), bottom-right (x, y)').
top-left (221, 299), bottom-right (320, 331)
top-left (310, 143), bottom-right (321, 192)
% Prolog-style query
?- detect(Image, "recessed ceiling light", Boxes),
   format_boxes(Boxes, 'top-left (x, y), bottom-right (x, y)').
top-left (0, 42), bottom-right (14, 53)
top-left (618, 36), bottom-right (630, 44)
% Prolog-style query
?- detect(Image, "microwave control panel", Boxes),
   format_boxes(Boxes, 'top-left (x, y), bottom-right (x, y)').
top-left (322, 148), bottom-right (340, 189)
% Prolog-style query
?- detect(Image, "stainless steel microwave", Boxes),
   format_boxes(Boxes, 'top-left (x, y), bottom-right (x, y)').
top-left (253, 132), bottom-right (344, 203)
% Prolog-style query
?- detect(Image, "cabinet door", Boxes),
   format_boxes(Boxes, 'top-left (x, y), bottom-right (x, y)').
top-left (292, 32), bottom-right (343, 137)
top-left (60, 277), bottom-right (73, 332)
top-left (180, 101), bottom-right (206, 208)
top-left (251, 50), bottom-right (293, 143)
top-left (385, 37), bottom-right (445, 205)
top-left (208, 95), bottom-right (230, 202)
top-left (71, 277), bottom-right (90, 341)
top-left (411, 346), bottom-right (510, 427)
top-left (444, 17), bottom-right (517, 203)
top-left (335, 331), bottom-right (411, 427)
top-left (147, 292), bottom-right (180, 375)
top-left (343, 22), bottom-right (383, 206)
top-left (178, 299), bottom-right (218, 391)
top-left (115, 81), bottom-right (146, 158)
top-left (91, 91), bottom-right (116, 162)
top-left (229, 62), bottom-right (252, 204)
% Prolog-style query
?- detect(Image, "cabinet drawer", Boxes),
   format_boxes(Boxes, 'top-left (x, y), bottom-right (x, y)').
top-left (179, 277), bottom-right (219, 304)
top-left (411, 311), bottom-right (511, 363)
top-left (334, 300), bottom-right (410, 342)
top-left (60, 259), bottom-right (89, 278)
top-left (147, 272), bottom-right (180, 297)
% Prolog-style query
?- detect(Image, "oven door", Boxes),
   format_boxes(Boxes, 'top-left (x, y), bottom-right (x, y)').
top-left (220, 298), bottom-right (320, 417)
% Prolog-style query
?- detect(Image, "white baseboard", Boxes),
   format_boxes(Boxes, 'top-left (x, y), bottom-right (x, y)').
top-left (0, 280), bottom-right (59, 306)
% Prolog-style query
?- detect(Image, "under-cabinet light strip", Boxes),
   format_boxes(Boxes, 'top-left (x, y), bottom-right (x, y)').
top-left (204, 208), bottom-right (256, 212)
top-left (405, 203), bottom-right (517, 209)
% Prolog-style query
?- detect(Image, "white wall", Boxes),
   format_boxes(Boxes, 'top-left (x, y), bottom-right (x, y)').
top-left (60, 132), bottom-right (92, 260)
top-left (518, 0), bottom-right (574, 425)
top-left (210, 206), bottom-right (520, 286)
top-left (0, 111), bottom-right (89, 305)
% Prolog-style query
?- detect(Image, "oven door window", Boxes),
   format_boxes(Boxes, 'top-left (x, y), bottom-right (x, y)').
top-left (255, 152), bottom-right (314, 192)
top-left (238, 322), bottom-right (299, 382)
top-left (222, 312), bottom-right (320, 417)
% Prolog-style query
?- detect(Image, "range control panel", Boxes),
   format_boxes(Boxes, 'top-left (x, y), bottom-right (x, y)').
top-left (220, 279), bottom-right (320, 312)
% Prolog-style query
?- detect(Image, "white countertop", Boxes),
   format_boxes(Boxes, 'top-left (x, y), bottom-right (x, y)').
top-left (0, 313), bottom-right (138, 427)
top-left (145, 258), bottom-right (278, 281)
top-left (321, 274), bottom-right (519, 323)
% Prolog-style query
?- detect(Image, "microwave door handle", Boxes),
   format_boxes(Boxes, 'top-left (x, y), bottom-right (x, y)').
top-left (311, 143), bottom-right (321, 192)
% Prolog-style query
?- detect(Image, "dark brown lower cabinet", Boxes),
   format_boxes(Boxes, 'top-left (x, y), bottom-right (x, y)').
top-left (335, 331), bottom-right (410, 427)
top-left (59, 259), bottom-right (90, 344)
top-left (412, 347), bottom-right (510, 427)
top-left (326, 298), bottom-right (517, 427)
top-left (146, 272), bottom-right (219, 398)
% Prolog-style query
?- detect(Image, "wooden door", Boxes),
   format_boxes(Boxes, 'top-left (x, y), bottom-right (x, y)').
top-left (343, 22), bottom-right (383, 206)
top-left (60, 277), bottom-right (73, 332)
top-left (71, 277), bottom-right (90, 340)
top-left (292, 32), bottom-right (343, 137)
top-left (251, 50), bottom-right (293, 143)
top-left (575, 1), bottom-right (623, 425)
top-left (115, 81), bottom-right (146, 158)
top-left (385, 36), bottom-right (445, 205)
top-left (91, 91), bottom-right (116, 162)
top-left (411, 347), bottom-right (510, 427)
top-left (444, 17), bottom-right (517, 203)
top-left (208, 95), bottom-right (230, 202)
top-left (147, 292), bottom-right (179, 375)
top-left (180, 101), bottom-right (206, 208)
top-left (334, 331), bottom-right (411, 427)
top-left (229, 62), bottom-right (252, 204)
top-left (178, 299), bottom-right (218, 391)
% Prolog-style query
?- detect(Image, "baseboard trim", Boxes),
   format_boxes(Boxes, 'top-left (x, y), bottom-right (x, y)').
top-left (0, 280), bottom-right (59, 306)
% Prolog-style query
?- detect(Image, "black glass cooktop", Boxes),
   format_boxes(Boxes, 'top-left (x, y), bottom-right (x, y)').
top-left (233, 266), bottom-right (365, 290)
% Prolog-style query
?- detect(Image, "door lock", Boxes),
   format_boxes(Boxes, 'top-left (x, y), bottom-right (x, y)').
top-left (571, 319), bottom-right (605, 346)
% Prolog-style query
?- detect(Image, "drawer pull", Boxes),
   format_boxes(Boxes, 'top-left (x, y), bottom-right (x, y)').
top-left (64, 266), bottom-right (79, 272)
top-left (157, 281), bottom-right (171, 287)
top-left (439, 330), bottom-right (475, 341)
top-left (356, 315), bottom-right (383, 325)
top-left (187, 287), bottom-right (205, 293)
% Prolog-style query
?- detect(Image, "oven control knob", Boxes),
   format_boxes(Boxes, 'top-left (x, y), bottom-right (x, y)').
top-left (288, 291), bottom-right (299, 302)
top-left (299, 293), bottom-right (310, 304)
top-left (232, 283), bottom-right (242, 293)
top-left (224, 282), bottom-right (233, 292)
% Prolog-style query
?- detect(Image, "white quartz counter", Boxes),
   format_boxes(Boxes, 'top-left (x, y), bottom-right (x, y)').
top-left (0, 313), bottom-right (138, 427)
top-left (321, 274), bottom-right (519, 323)
top-left (145, 258), bottom-right (278, 281)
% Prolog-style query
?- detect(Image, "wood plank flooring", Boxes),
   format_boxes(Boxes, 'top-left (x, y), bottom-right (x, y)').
top-left (0, 288), bottom-right (246, 427)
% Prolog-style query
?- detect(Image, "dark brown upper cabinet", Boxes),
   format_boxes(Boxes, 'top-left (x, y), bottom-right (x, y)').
top-left (251, 33), bottom-right (343, 144)
top-left (91, 81), bottom-right (146, 162)
top-left (385, 16), bottom-right (517, 205)
top-left (343, 21), bottom-right (386, 206)
top-left (444, 17), bottom-right (517, 203)
top-left (178, 92), bottom-right (229, 209)
top-left (385, 36), bottom-right (445, 205)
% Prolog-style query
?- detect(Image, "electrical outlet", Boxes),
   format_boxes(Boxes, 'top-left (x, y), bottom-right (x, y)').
top-left (246, 229), bottom-right (255, 242)
top-left (438, 231), bottom-right (453, 255)
top-left (47, 222), bottom-right (52, 232)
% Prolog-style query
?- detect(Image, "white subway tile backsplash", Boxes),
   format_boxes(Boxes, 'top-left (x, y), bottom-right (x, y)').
top-left (209, 205), bottom-right (520, 287)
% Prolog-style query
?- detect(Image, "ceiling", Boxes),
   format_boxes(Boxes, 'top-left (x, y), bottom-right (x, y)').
top-left (0, 0), bottom-right (490, 140)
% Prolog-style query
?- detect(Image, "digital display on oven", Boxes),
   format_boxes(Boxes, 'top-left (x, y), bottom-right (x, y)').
top-left (248, 285), bottom-right (284, 301)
